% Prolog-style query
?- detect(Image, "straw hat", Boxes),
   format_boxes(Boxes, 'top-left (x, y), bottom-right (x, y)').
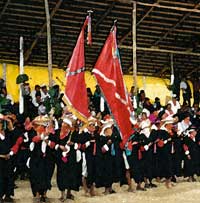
top-left (32, 115), bottom-right (51, 126)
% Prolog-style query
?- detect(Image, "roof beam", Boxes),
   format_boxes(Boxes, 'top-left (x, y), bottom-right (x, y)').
top-left (24, 0), bottom-right (63, 62)
top-left (133, 1), bottom-right (200, 71)
top-left (127, 45), bottom-right (200, 56)
top-left (154, 1), bottom-right (200, 46)
top-left (0, 0), bottom-right (10, 21)
top-left (187, 66), bottom-right (199, 76)
top-left (59, 2), bottom-right (116, 68)
top-left (135, 1), bottom-right (200, 13)
top-left (59, 54), bottom-right (70, 68)
top-left (119, 0), bottom-right (161, 45)
top-left (94, 1), bottom-right (116, 31)
top-left (93, 42), bottom-right (200, 56)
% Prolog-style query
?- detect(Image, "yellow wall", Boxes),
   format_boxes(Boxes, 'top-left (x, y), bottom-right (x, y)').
top-left (0, 64), bottom-right (173, 105)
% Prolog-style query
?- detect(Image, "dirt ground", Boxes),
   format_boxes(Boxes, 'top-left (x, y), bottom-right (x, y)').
top-left (14, 176), bottom-right (200, 203)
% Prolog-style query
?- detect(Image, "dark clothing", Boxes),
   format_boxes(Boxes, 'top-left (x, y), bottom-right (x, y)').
top-left (0, 130), bottom-right (15, 198)
top-left (183, 136), bottom-right (199, 177)
top-left (80, 131), bottom-right (98, 188)
top-left (157, 130), bottom-right (173, 179)
top-left (55, 130), bottom-right (80, 191)
top-left (29, 130), bottom-right (52, 196)
top-left (126, 133), bottom-right (144, 184)
top-left (95, 134), bottom-right (117, 188)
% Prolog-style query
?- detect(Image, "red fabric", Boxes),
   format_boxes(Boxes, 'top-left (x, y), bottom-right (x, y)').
top-left (183, 144), bottom-right (189, 151)
top-left (32, 135), bottom-right (41, 143)
top-left (11, 137), bottom-right (24, 154)
top-left (49, 141), bottom-right (55, 149)
top-left (60, 129), bottom-right (70, 140)
top-left (77, 143), bottom-right (82, 150)
top-left (65, 17), bottom-right (90, 119)
top-left (93, 143), bottom-right (96, 156)
top-left (93, 26), bottom-right (133, 148)
top-left (81, 144), bottom-right (86, 151)
top-left (157, 140), bottom-right (164, 148)
top-left (16, 136), bottom-right (23, 145)
top-left (101, 147), bottom-right (107, 154)
top-left (138, 149), bottom-right (142, 160)
top-left (62, 156), bottom-right (68, 163)
top-left (140, 146), bottom-right (145, 152)
top-left (127, 141), bottom-right (132, 151)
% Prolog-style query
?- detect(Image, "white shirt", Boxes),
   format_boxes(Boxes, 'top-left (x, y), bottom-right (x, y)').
top-left (139, 119), bottom-right (151, 138)
top-left (168, 100), bottom-right (181, 114)
top-left (177, 120), bottom-right (191, 135)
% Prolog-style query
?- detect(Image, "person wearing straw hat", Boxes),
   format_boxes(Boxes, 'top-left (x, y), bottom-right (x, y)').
top-left (28, 115), bottom-right (54, 203)
top-left (54, 115), bottom-right (80, 202)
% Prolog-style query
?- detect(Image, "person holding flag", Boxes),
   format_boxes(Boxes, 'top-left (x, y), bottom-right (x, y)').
top-left (92, 21), bottom-right (134, 150)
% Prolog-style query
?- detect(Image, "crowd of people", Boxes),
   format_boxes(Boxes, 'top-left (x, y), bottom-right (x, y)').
top-left (0, 78), bottom-right (199, 203)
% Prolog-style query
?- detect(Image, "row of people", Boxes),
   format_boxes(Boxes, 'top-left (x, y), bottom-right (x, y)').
top-left (0, 103), bottom-right (199, 203)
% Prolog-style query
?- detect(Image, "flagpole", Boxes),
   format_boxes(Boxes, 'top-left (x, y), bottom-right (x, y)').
top-left (93, 19), bottom-right (124, 138)
top-left (19, 36), bottom-right (24, 114)
top-left (132, 1), bottom-right (137, 94)
top-left (170, 53), bottom-right (174, 96)
top-left (44, 0), bottom-right (53, 87)
top-left (2, 63), bottom-right (6, 82)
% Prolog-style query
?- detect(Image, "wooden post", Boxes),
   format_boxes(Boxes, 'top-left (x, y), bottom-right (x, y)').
top-left (19, 36), bottom-right (24, 114)
top-left (44, 0), bottom-right (53, 87)
top-left (132, 1), bottom-right (137, 94)
top-left (2, 63), bottom-right (6, 82)
top-left (170, 53), bottom-right (174, 96)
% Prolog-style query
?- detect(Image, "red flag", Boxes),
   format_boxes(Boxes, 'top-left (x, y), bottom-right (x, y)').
top-left (93, 26), bottom-right (133, 147)
top-left (65, 16), bottom-right (91, 121)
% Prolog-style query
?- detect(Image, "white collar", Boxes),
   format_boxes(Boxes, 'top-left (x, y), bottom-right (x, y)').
top-left (0, 132), bottom-right (5, 140)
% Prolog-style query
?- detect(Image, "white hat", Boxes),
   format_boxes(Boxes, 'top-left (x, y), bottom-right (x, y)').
top-left (62, 116), bottom-right (72, 127)
top-left (41, 84), bottom-right (47, 88)
top-left (161, 115), bottom-right (174, 126)
top-left (100, 120), bottom-right (114, 136)
top-left (101, 114), bottom-right (114, 125)
top-left (142, 108), bottom-right (150, 117)
top-left (0, 114), bottom-right (4, 120)
top-left (88, 116), bottom-right (97, 125)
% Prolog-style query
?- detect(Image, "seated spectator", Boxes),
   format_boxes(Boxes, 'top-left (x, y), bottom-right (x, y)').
top-left (0, 86), bottom-right (14, 105)
top-left (168, 94), bottom-right (181, 114)
top-left (41, 84), bottom-right (50, 101)
top-left (143, 97), bottom-right (154, 114)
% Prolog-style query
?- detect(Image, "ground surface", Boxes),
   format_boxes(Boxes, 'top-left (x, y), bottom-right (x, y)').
top-left (14, 176), bottom-right (200, 203)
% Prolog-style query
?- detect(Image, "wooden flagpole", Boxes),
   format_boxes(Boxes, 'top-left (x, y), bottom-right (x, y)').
top-left (132, 1), bottom-right (137, 94)
top-left (170, 53), bottom-right (174, 96)
top-left (2, 63), bottom-right (6, 82)
top-left (44, 0), bottom-right (53, 87)
top-left (19, 36), bottom-right (24, 114)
